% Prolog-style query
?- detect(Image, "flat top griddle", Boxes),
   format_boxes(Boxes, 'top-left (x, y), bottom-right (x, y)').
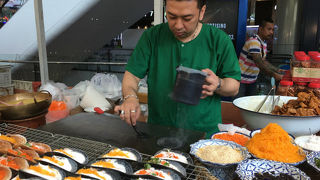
top-left (38, 112), bottom-right (205, 155)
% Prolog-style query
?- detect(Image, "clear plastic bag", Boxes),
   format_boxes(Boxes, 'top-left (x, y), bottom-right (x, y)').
top-left (90, 73), bottom-right (122, 100)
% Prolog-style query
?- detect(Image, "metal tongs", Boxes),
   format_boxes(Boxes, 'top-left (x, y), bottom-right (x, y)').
top-left (256, 77), bottom-right (280, 112)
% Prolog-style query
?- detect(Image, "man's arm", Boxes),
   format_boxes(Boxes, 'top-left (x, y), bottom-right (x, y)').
top-left (201, 69), bottom-right (240, 98)
top-left (114, 71), bottom-right (141, 126)
top-left (251, 53), bottom-right (283, 81)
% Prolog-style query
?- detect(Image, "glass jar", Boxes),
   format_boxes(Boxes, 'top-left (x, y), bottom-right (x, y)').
top-left (308, 82), bottom-right (320, 98)
top-left (292, 55), bottom-right (311, 68)
top-left (277, 80), bottom-right (294, 96)
top-left (294, 82), bottom-right (308, 96)
top-left (311, 54), bottom-right (320, 68)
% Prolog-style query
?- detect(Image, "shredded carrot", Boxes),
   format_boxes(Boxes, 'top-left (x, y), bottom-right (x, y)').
top-left (246, 123), bottom-right (305, 163)
top-left (213, 133), bottom-right (250, 146)
top-left (0, 157), bottom-right (20, 170)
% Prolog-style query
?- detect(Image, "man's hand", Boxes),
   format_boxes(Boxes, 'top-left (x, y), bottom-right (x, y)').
top-left (114, 98), bottom-right (141, 126)
top-left (273, 72), bottom-right (283, 81)
top-left (114, 71), bottom-right (141, 126)
top-left (200, 68), bottom-right (220, 99)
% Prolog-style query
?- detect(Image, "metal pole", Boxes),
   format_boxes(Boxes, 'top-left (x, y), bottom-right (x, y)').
top-left (154, 0), bottom-right (163, 25)
top-left (34, 0), bottom-right (49, 85)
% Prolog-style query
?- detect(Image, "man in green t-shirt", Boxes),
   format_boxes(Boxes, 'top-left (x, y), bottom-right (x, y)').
top-left (115, 0), bottom-right (241, 137)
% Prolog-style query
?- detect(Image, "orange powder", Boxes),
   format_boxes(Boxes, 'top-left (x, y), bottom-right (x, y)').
top-left (213, 133), bottom-right (250, 146)
top-left (246, 123), bottom-right (305, 163)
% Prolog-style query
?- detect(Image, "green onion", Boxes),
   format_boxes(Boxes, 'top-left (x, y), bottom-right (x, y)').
top-left (144, 163), bottom-right (151, 170)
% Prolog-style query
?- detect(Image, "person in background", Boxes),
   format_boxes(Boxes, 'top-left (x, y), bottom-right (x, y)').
top-left (114, 0), bottom-right (241, 138)
top-left (237, 18), bottom-right (283, 97)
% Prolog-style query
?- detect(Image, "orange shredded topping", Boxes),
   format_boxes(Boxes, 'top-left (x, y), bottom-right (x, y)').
top-left (43, 156), bottom-right (64, 166)
top-left (246, 123), bottom-right (306, 163)
top-left (31, 144), bottom-right (45, 151)
top-left (0, 169), bottom-right (7, 179)
top-left (29, 165), bottom-right (55, 177)
top-left (77, 168), bottom-right (106, 180)
top-left (8, 149), bottom-right (33, 161)
top-left (213, 133), bottom-right (250, 146)
top-left (104, 149), bottom-right (129, 158)
top-left (136, 169), bottom-right (165, 178)
top-left (65, 177), bottom-right (81, 180)
top-left (0, 157), bottom-right (20, 170)
top-left (92, 161), bottom-right (115, 169)
top-left (155, 152), bottom-right (178, 159)
top-left (55, 149), bottom-right (73, 158)
top-left (0, 135), bottom-right (16, 144)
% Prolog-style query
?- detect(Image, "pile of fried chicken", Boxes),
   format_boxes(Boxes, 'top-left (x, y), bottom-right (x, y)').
top-left (272, 92), bottom-right (320, 116)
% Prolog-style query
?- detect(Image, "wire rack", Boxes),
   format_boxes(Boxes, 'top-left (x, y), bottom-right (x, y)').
top-left (0, 123), bottom-right (214, 180)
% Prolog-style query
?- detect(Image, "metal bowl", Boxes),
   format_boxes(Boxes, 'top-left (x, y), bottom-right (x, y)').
top-left (0, 91), bottom-right (52, 120)
top-left (233, 95), bottom-right (320, 136)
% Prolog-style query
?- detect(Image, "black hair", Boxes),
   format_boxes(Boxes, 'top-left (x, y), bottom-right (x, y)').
top-left (164, 0), bottom-right (207, 9)
top-left (260, 18), bottom-right (274, 28)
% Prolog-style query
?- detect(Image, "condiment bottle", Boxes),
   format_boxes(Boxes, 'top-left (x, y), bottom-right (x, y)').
top-left (277, 80), bottom-right (294, 96)
top-left (294, 82), bottom-right (308, 96)
top-left (308, 82), bottom-right (320, 98)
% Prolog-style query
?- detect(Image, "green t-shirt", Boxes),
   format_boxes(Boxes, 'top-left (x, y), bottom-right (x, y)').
top-left (126, 23), bottom-right (241, 138)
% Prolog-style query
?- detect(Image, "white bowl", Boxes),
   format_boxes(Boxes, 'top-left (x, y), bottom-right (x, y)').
top-left (190, 139), bottom-right (251, 167)
top-left (233, 95), bottom-right (320, 137)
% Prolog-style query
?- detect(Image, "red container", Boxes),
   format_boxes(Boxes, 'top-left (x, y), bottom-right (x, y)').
top-left (308, 82), bottom-right (320, 98)
top-left (308, 51), bottom-right (320, 56)
top-left (294, 51), bottom-right (306, 57)
top-left (311, 54), bottom-right (320, 68)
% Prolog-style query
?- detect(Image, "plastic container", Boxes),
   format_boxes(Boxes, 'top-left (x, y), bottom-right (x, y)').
top-left (308, 82), bottom-right (320, 98)
top-left (294, 51), bottom-right (306, 57)
top-left (45, 101), bottom-right (69, 123)
top-left (311, 54), bottom-right (320, 68)
top-left (294, 82), bottom-right (308, 96)
top-left (308, 51), bottom-right (320, 57)
top-left (171, 66), bottom-right (207, 105)
top-left (292, 55), bottom-right (311, 68)
top-left (0, 65), bottom-right (11, 87)
top-left (277, 80), bottom-right (294, 96)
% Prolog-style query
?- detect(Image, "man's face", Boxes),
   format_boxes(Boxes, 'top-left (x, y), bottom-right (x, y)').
top-left (260, 22), bottom-right (274, 40)
top-left (166, 0), bottom-right (206, 41)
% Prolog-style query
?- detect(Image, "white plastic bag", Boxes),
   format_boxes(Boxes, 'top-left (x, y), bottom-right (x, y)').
top-left (39, 81), bottom-right (67, 101)
top-left (80, 85), bottom-right (112, 111)
top-left (90, 73), bottom-right (122, 100)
